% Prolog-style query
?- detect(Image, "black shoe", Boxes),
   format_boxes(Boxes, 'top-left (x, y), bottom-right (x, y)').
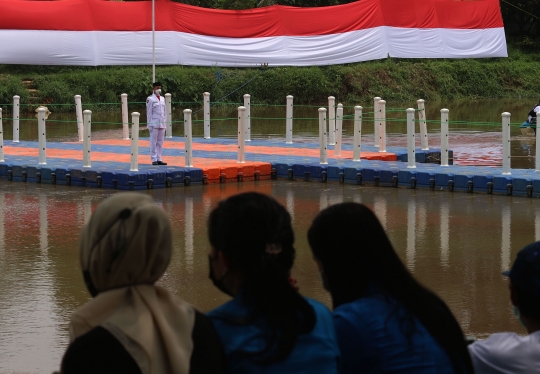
top-left (156, 160), bottom-right (167, 165)
top-left (152, 161), bottom-right (158, 165)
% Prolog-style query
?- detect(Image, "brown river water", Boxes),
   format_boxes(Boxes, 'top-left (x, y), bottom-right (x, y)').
top-left (0, 98), bottom-right (539, 372)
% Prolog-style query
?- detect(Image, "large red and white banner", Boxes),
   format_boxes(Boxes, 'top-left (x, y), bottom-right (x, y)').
top-left (0, 0), bottom-right (507, 66)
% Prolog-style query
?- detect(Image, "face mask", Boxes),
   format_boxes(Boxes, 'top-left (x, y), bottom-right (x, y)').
top-left (154, 89), bottom-right (161, 95)
top-left (319, 269), bottom-right (330, 292)
top-left (513, 305), bottom-right (526, 328)
top-left (208, 254), bottom-right (233, 297)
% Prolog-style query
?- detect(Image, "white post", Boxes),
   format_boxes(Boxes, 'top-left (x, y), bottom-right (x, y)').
top-left (378, 99), bottom-right (387, 152)
top-left (319, 108), bottom-right (328, 164)
top-left (165, 93), bottom-right (173, 138)
top-left (335, 103), bottom-right (343, 157)
top-left (0, 108), bottom-right (4, 162)
top-left (373, 97), bottom-right (380, 147)
top-left (82, 110), bottom-right (92, 168)
top-left (328, 96), bottom-right (336, 145)
top-left (37, 107), bottom-right (47, 165)
top-left (406, 108), bottom-right (416, 169)
top-left (75, 95), bottom-right (84, 142)
top-left (130, 112), bottom-right (140, 172)
top-left (536, 119), bottom-right (540, 172)
top-left (184, 109), bottom-right (193, 167)
top-left (417, 99), bottom-right (428, 150)
top-left (13, 95), bottom-right (20, 142)
top-left (121, 93), bottom-right (129, 140)
top-left (238, 106), bottom-right (246, 163)
top-left (203, 92), bottom-right (211, 139)
top-left (353, 106), bottom-right (362, 162)
top-left (244, 94), bottom-right (251, 142)
top-left (440, 109), bottom-right (449, 167)
top-left (286, 95), bottom-right (293, 144)
top-left (502, 112), bottom-right (511, 175)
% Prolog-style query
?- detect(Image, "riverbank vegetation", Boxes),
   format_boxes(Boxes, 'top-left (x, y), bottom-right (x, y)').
top-left (0, 39), bottom-right (539, 112)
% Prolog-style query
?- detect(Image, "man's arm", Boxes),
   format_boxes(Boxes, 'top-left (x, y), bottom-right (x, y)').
top-left (146, 97), bottom-right (153, 125)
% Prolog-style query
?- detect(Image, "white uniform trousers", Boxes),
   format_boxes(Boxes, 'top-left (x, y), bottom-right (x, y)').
top-left (149, 126), bottom-right (165, 162)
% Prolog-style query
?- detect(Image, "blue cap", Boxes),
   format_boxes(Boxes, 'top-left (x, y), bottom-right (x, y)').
top-left (503, 241), bottom-right (540, 297)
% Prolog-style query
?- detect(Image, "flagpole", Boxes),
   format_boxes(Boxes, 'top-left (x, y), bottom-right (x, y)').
top-left (152, 0), bottom-right (155, 83)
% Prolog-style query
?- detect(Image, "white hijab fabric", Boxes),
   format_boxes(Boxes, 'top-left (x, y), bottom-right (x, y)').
top-left (69, 192), bottom-right (194, 374)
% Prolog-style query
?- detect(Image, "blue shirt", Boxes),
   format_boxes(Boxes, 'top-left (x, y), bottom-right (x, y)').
top-left (334, 295), bottom-right (454, 374)
top-left (208, 293), bottom-right (340, 374)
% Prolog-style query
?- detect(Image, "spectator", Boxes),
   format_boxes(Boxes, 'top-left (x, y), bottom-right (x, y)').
top-left (206, 192), bottom-right (340, 373)
top-left (468, 241), bottom-right (540, 373)
top-left (61, 192), bottom-right (226, 374)
top-left (308, 202), bottom-right (474, 374)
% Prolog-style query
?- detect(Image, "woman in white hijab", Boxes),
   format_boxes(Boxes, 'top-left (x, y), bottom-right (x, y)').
top-left (61, 192), bottom-right (226, 374)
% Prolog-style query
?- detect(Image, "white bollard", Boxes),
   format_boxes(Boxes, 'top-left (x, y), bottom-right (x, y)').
top-left (244, 94), bottom-right (251, 142)
top-left (184, 109), bottom-right (193, 167)
top-left (0, 108), bottom-right (4, 162)
top-left (82, 110), bottom-right (92, 168)
top-left (13, 95), bottom-right (20, 142)
top-left (130, 112), bottom-right (140, 172)
top-left (319, 108), bottom-right (328, 164)
top-left (75, 95), bottom-right (84, 142)
top-left (373, 97), bottom-right (380, 147)
top-left (286, 95), bottom-right (293, 144)
top-left (165, 93), bottom-right (173, 138)
top-left (502, 112), bottom-right (511, 175)
top-left (37, 107), bottom-right (47, 165)
top-left (121, 93), bottom-right (129, 140)
top-left (378, 100), bottom-right (387, 152)
top-left (335, 103), bottom-right (343, 157)
top-left (353, 106), bottom-right (362, 162)
top-left (440, 109), bottom-right (449, 167)
top-left (406, 108), bottom-right (416, 169)
top-left (417, 99), bottom-right (429, 150)
top-left (203, 92), bottom-right (211, 139)
top-left (328, 96), bottom-right (336, 145)
top-left (237, 106), bottom-right (246, 163)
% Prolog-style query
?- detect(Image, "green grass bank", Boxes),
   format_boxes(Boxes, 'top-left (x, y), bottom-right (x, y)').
top-left (1, 42), bottom-right (539, 113)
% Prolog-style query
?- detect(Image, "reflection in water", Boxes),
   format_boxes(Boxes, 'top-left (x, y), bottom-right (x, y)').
top-left (0, 181), bottom-right (538, 372)
top-left (406, 199), bottom-right (416, 271)
top-left (440, 203), bottom-right (449, 267)
top-left (501, 207), bottom-right (511, 272)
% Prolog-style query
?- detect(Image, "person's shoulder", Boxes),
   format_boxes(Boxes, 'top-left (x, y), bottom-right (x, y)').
top-left (469, 332), bottom-right (523, 354)
top-left (303, 297), bottom-right (331, 313)
top-left (147, 94), bottom-right (156, 102)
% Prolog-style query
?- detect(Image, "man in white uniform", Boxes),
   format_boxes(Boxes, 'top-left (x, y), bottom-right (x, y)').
top-left (468, 241), bottom-right (540, 373)
top-left (146, 82), bottom-right (167, 165)
top-left (527, 99), bottom-right (540, 124)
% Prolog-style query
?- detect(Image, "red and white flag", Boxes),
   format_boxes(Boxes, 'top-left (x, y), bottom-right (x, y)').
top-left (0, 0), bottom-right (507, 66)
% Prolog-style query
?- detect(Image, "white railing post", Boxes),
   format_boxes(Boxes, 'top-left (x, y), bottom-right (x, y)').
top-left (441, 109), bottom-right (449, 167)
top-left (378, 99), bottom-right (387, 152)
top-left (0, 108), bottom-right (4, 162)
top-left (244, 94), bottom-right (251, 142)
top-left (130, 112), bottom-right (140, 172)
top-left (238, 106), bottom-right (246, 163)
top-left (406, 108), bottom-right (416, 169)
top-left (203, 92), bottom-right (211, 139)
top-left (75, 95), bottom-right (84, 142)
top-left (13, 95), bottom-right (20, 142)
top-left (83, 110), bottom-right (92, 168)
top-left (165, 93), bottom-right (173, 138)
top-left (373, 97), bottom-right (380, 147)
top-left (335, 103), bottom-right (343, 157)
top-left (37, 107), bottom-right (47, 165)
top-left (121, 93), bottom-right (129, 140)
top-left (353, 106), bottom-right (362, 162)
top-left (502, 112), bottom-right (511, 175)
top-left (319, 108), bottom-right (328, 164)
top-left (184, 109), bottom-right (193, 167)
top-left (417, 99), bottom-right (428, 150)
top-left (328, 96), bottom-right (336, 145)
top-left (286, 95), bottom-right (293, 144)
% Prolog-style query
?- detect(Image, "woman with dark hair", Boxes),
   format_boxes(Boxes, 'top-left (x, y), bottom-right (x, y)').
top-left (207, 192), bottom-right (340, 373)
top-left (308, 202), bottom-right (474, 374)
